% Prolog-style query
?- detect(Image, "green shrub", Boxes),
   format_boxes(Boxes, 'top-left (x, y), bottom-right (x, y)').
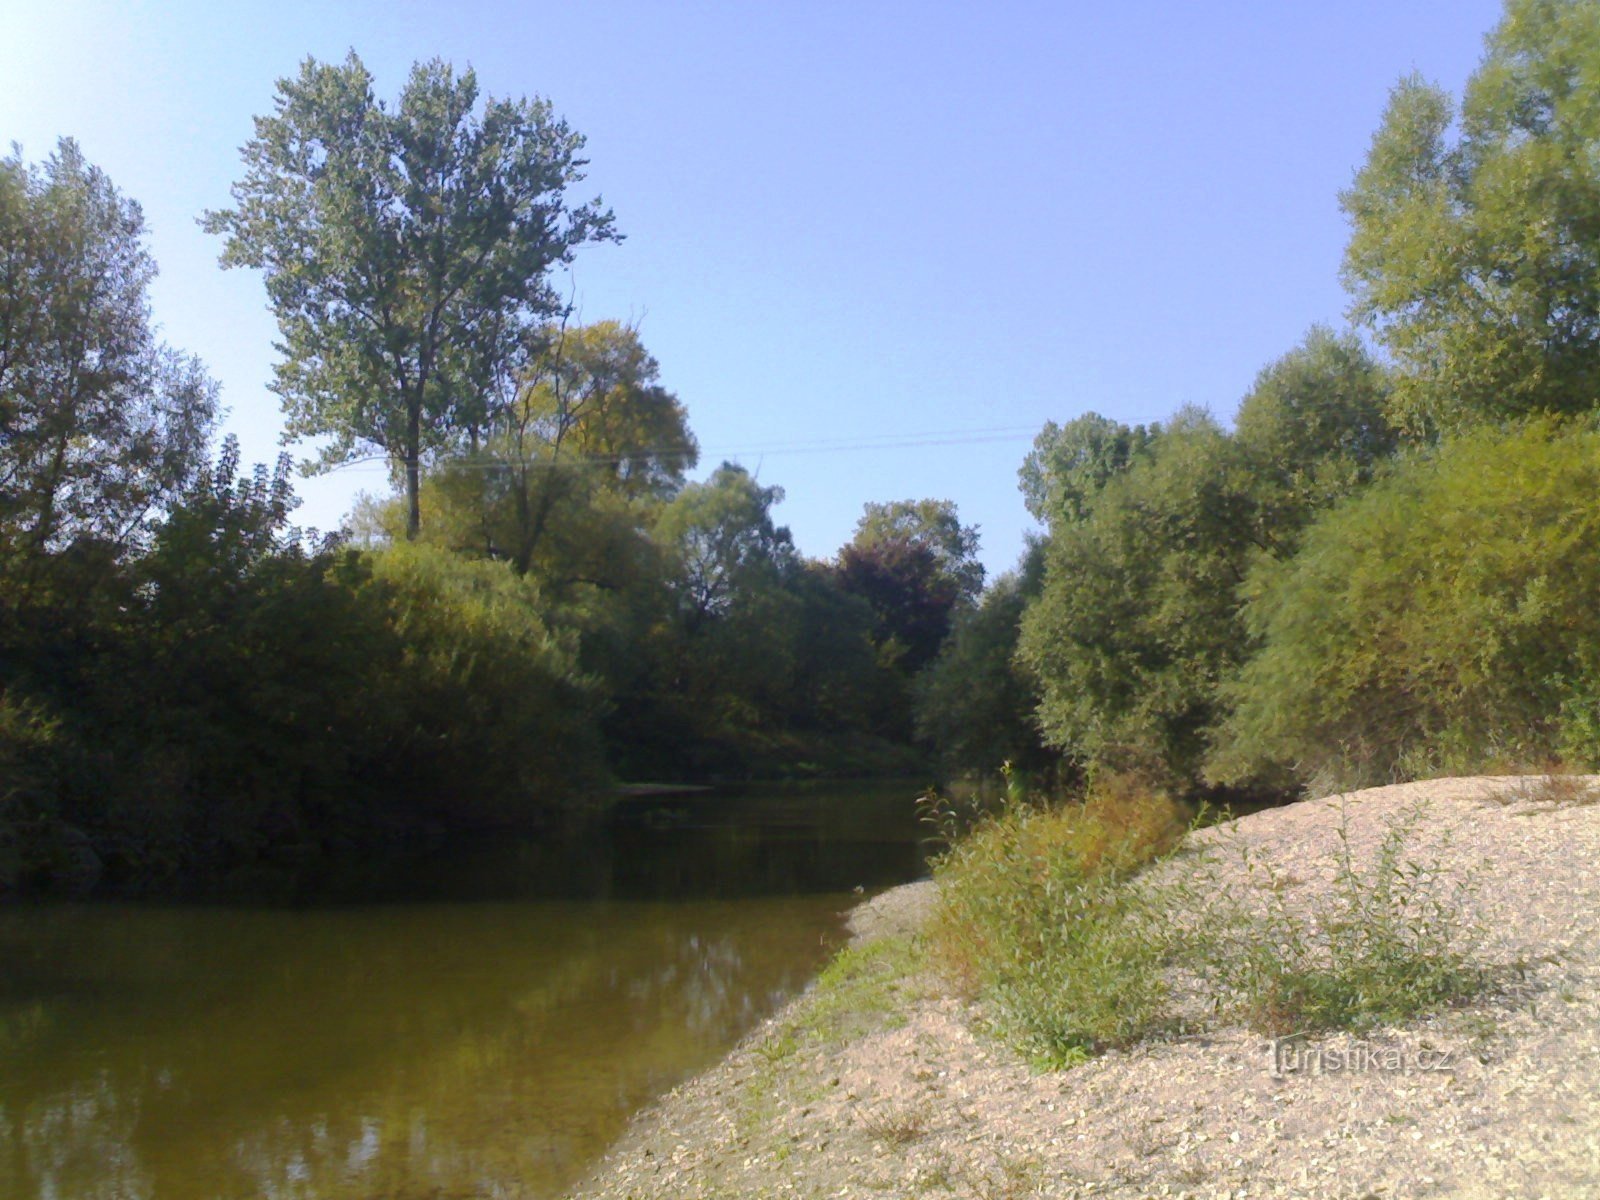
top-left (932, 776), bottom-right (1494, 1066)
top-left (1212, 417), bottom-right (1600, 789)
top-left (928, 774), bottom-right (1188, 1064)
top-left (0, 506), bottom-right (609, 892)
top-left (359, 542), bottom-right (606, 821)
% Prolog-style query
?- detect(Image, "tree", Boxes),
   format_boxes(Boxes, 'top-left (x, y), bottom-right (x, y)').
top-left (1016, 331), bottom-right (1397, 788)
top-left (203, 53), bottom-right (618, 539)
top-left (835, 537), bottom-right (964, 678)
top-left (0, 140), bottom-right (217, 567)
top-left (426, 320), bottom-right (698, 576)
top-left (613, 463), bottom-right (799, 773)
top-left (1018, 409), bottom-right (1249, 785)
top-left (836, 499), bottom-right (983, 677)
top-left (914, 542), bottom-right (1053, 774)
top-left (1230, 325), bottom-right (1397, 537)
top-left (1341, 0), bottom-right (1600, 434)
top-left (850, 499), bottom-right (984, 601)
top-left (655, 463), bottom-right (794, 633)
top-left (1018, 413), bottom-right (1158, 529)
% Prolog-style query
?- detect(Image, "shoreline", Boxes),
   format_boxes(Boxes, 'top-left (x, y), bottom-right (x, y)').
top-left (569, 777), bottom-right (1600, 1199)
top-left (566, 876), bottom-right (939, 1199)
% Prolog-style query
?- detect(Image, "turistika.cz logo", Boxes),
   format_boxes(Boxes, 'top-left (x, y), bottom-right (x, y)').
top-left (1268, 1035), bottom-right (1457, 1076)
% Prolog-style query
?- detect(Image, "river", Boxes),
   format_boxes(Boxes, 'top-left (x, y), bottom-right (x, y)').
top-left (0, 783), bottom-right (931, 1199)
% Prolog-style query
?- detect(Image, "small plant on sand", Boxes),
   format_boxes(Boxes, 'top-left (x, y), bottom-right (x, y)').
top-left (855, 1102), bottom-right (930, 1147)
top-left (933, 772), bottom-right (1499, 1065)
top-left (1179, 801), bottom-right (1491, 1035)
top-left (1492, 772), bottom-right (1600, 810)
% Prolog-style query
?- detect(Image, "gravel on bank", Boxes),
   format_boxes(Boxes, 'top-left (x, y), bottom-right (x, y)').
top-left (569, 777), bottom-right (1600, 1200)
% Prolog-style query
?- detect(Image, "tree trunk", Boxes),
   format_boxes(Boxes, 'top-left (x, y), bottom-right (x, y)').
top-left (404, 402), bottom-right (422, 541)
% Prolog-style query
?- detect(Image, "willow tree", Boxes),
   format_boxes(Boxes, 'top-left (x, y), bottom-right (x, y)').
top-left (204, 53), bottom-right (618, 538)
top-left (1341, 0), bottom-right (1600, 435)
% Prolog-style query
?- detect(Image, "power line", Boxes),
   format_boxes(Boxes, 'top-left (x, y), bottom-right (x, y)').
top-left (320, 423), bottom-right (1043, 474)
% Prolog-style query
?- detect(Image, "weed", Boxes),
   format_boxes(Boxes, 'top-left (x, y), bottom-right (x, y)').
top-left (1493, 773), bottom-right (1600, 809)
top-left (1177, 801), bottom-right (1491, 1035)
top-left (1173, 1160), bottom-right (1210, 1186)
top-left (934, 767), bottom-right (1497, 1066)
top-left (1123, 1120), bottom-right (1173, 1158)
top-left (752, 1028), bottom-right (799, 1066)
top-left (911, 1156), bottom-right (956, 1194)
top-left (962, 1155), bottom-right (1045, 1200)
top-left (855, 1102), bottom-right (930, 1147)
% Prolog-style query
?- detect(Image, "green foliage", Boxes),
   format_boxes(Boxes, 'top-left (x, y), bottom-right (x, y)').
top-left (1018, 409), bottom-right (1257, 786)
top-left (913, 544), bottom-right (1052, 775)
top-left (1018, 412), bottom-right (1158, 527)
top-left (1018, 331), bottom-right (1396, 790)
top-left (618, 468), bottom-right (916, 779)
top-left (1213, 417), bottom-right (1600, 789)
top-left (1341, 0), bottom-right (1600, 435)
top-left (0, 440), bottom-right (606, 892)
top-left (928, 774), bottom-right (1189, 1064)
top-left (526, 320), bottom-right (699, 503)
top-left (1231, 325), bottom-right (1397, 529)
top-left (934, 780), bottom-right (1494, 1067)
top-left (0, 139), bottom-right (217, 564)
top-left (358, 542), bottom-right (604, 815)
top-left (1179, 803), bottom-right (1491, 1035)
top-left (831, 498), bottom-right (984, 744)
top-left (656, 463), bottom-right (795, 631)
top-left (203, 53), bottom-right (617, 537)
top-left (414, 320), bottom-right (698, 579)
top-left (850, 499), bottom-right (984, 602)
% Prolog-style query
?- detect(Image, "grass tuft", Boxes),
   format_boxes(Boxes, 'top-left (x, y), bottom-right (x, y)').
top-left (1491, 772), bottom-right (1600, 810)
top-left (855, 1103), bottom-right (930, 1147)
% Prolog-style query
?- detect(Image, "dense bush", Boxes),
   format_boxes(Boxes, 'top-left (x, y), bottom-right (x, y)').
top-left (913, 546), bottom-right (1054, 776)
top-left (927, 774), bottom-right (1189, 1064)
top-left (1212, 418), bottom-right (1600, 789)
top-left (0, 451), bottom-right (606, 893)
top-left (930, 775), bottom-right (1495, 1067)
top-left (1016, 331), bottom-right (1395, 792)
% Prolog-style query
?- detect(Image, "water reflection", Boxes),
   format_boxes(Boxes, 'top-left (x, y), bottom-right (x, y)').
top-left (0, 784), bottom-right (930, 1199)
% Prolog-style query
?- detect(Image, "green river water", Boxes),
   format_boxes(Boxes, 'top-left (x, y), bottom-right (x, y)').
top-left (0, 784), bottom-right (930, 1200)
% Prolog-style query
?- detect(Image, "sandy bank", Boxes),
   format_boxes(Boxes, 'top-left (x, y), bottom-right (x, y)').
top-left (569, 777), bottom-right (1600, 1199)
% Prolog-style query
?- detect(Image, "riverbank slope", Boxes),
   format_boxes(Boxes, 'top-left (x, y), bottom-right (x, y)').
top-left (570, 777), bottom-right (1600, 1199)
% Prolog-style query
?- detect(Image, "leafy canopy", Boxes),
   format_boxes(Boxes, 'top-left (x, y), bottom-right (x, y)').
top-left (655, 463), bottom-right (794, 631)
top-left (1018, 330), bottom-right (1396, 788)
top-left (1341, 0), bottom-right (1600, 434)
top-left (404, 321), bottom-right (697, 584)
top-left (1213, 417), bottom-right (1600, 789)
top-left (203, 53), bottom-right (617, 537)
top-left (0, 139), bottom-right (217, 563)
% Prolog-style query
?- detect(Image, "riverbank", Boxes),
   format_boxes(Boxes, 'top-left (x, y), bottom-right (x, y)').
top-left (569, 776), bottom-right (1600, 1199)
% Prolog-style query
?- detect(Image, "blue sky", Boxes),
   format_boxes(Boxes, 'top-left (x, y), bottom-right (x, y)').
top-left (3, 0), bottom-right (1504, 576)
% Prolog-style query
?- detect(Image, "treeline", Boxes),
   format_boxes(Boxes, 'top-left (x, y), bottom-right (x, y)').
top-left (928, 0), bottom-right (1600, 798)
top-left (0, 92), bottom-right (986, 892)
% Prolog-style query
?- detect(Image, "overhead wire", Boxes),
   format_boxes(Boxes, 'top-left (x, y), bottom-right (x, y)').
top-left (318, 423), bottom-right (1044, 474)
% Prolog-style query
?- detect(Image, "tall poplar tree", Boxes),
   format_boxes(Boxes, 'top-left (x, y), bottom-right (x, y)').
top-left (204, 53), bottom-right (618, 538)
